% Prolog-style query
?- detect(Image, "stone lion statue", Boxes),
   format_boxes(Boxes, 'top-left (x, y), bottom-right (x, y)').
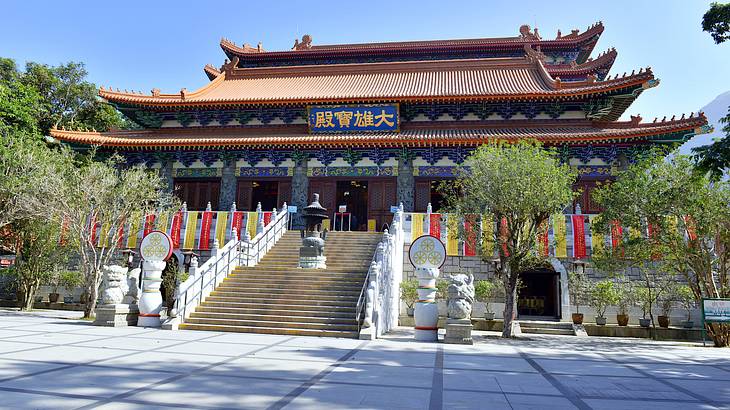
top-left (447, 273), bottom-right (475, 320)
top-left (101, 265), bottom-right (128, 305)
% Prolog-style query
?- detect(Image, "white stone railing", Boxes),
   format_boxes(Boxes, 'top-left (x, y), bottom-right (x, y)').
top-left (164, 205), bottom-right (289, 328)
top-left (359, 203), bottom-right (406, 339)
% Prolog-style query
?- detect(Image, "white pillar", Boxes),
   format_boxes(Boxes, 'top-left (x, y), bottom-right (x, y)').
top-left (137, 260), bottom-right (166, 327)
top-left (414, 267), bottom-right (440, 341)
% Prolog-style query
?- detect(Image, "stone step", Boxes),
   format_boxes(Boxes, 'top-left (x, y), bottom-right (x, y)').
top-left (190, 312), bottom-right (358, 325)
top-left (227, 272), bottom-right (366, 281)
top-left (199, 301), bottom-right (357, 313)
top-left (520, 327), bottom-right (575, 336)
top-left (212, 286), bottom-right (362, 297)
top-left (184, 317), bottom-right (359, 331)
top-left (196, 305), bottom-right (356, 317)
top-left (519, 321), bottom-right (573, 329)
top-left (218, 280), bottom-right (363, 291)
top-left (209, 290), bottom-right (360, 300)
top-left (179, 323), bottom-right (359, 338)
top-left (204, 295), bottom-right (358, 307)
top-left (232, 268), bottom-right (368, 275)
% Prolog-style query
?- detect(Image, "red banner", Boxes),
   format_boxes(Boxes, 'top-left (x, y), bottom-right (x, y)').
top-left (499, 216), bottom-right (509, 257)
top-left (464, 215), bottom-right (476, 256)
top-left (59, 217), bottom-right (69, 246)
top-left (537, 220), bottom-right (549, 257)
top-left (610, 220), bottom-right (623, 249)
top-left (198, 211), bottom-right (213, 250)
top-left (143, 214), bottom-right (156, 237)
top-left (89, 215), bottom-right (99, 245)
top-left (429, 213), bottom-right (441, 238)
top-left (683, 215), bottom-right (697, 241)
top-left (170, 212), bottom-right (183, 249)
top-left (648, 222), bottom-right (660, 260)
top-left (116, 219), bottom-right (125, 248)
top-left (572, 215), bottom-right (586, 259)
top-left (263, 212), bottom-right (272, 227)
top-left (232, 211), bottom-right (245, 240)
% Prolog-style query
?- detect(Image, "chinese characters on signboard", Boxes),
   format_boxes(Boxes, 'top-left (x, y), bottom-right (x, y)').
top-left (308, 104), bottom-right (399, 133)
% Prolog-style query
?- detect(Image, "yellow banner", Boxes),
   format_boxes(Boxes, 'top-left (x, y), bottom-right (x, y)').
top-left (446, 216), bottom-right (459, 256)
top-left (553, 214), bottom-right (567, 258)
top-left (183, 211), bottom-right (198, 250)
top-left (126, 212), bottom-right (140, 248)
top-left (98, 222), bottom-right (110, 248)
top-left (247, 212), bottom-right (258, 239)
top-left (367, 219), bottom-right (376, 232)
top-left (589, 215), bottom-right (604, 254)
top-left (156, 213), bottom-right (169, 235)
top-left (322, 219), bottom-right (330, 231)
top-left (215, 211), bottom-right (229, 246)
top-left (481, 215), bottom-right (494, 258)
top-left (411, 213), bottom-right (424, 242)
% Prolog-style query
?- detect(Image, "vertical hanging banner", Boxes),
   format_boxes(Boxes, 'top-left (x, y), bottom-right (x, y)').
top-left (231, 211), bottom-right (244, 240)
top-left (499, 216), bottom-right (510, 257)
top-left (127, 212), bottom-right (141, 248)
top-left (59, 216), bottom-right (69, 246)
top-left (215, 211), bottom-right (229, 246)
top-left (198, 211), bottom-right (213, 250)
top-left (464, 215), bottom-right (477, 257)
top-left (411, 213), bottom-right (424, 243)
top-left (429, 213), bottom-right (441, 239)
top-left (571, 215), bottom-right (586, 259)
top-left (247, 212), bottom-right (258, 240)
top-left (481, 215), bottom-right (495, 258)
top-left (182, 211), bottom-right (198, 250)
top-left (589, 215), bottom-right (604, 255)
top-left (143, 214), bottom-right (156, 237)
top-left (98, 222), bottom-right (110, 248)
top-left (170, 212), bottom-right (183, 249)
top-left (648, 222), bottom-right (660, 260)
top-left (537, 220), bottom-right (549, 257)
top-left (116, 219), bottom-right (126, 248)
top-left (553, 214), bottom-right (567, 258)
top-left (446, 215), bottom-right (459, 256)
top-left (683, 215), bottom-right (697, 241)
top-left (156, 213), bottom-right (169, 235)
top-left (263, 211), bottom-right (272, 227)
top-left (610, 220), bottom-right (623, 249)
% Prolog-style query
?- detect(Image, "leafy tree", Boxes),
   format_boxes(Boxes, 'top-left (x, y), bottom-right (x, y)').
top-left (443, 141), bottom-right (576, 337)
top-left (593, 154), bottom-right (730, 346)
top-left (703, 2), bottom-right (730, 44)
top-left (57, 154), bottom-right (177, 318)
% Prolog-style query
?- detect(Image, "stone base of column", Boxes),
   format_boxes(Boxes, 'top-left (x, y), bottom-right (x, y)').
top-left (93, 304), bottom-right (139, 327)
top-left (137, 313), bottom-right (162, 328)
top-left (444, 318), bottom-right (473, 345)
top-left (299, 256), bottom-right (326, 269)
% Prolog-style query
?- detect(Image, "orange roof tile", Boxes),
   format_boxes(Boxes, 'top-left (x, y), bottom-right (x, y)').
top-left (100, 57), bottom-right (653, 107)
top-left (50, 115), bottom-right (708, 149)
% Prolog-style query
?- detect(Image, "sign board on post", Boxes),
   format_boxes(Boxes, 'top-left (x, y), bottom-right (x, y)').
top-left (287, 205), bottom-right (298, 213)
top-left (700, 298), bottom-right (730, 346)
top-left (390, 206), bottom-right (400, 213)
top-left (338, 205), bottom-right (347, 213)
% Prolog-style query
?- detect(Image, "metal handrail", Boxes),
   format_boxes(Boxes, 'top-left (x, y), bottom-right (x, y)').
top-left (355, 263), bottom-right (372, 330)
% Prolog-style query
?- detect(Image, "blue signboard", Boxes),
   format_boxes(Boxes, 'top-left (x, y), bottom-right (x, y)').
top-left (308, 104), bottom-right (399, 133)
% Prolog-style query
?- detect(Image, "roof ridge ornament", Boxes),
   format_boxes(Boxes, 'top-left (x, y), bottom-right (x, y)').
top-left (519, 25), bottom-right (541, 41)
top-left (293, 34), bottom-right (313, 50)
top-left (524, 44), bottom-right (545, 62)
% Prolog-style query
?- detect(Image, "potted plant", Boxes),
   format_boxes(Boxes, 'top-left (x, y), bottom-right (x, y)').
top-left (568, 269), bottom-right (590, 325)
top-left (475, 279), bottom-right (499, 320)
top-left (590, 280), bottom-right (618, 326)
top-left (60, 271), bottom-right (83, 304)
top-left (614, 279), bottom-right (633, 326)
top-left (400, 279), bottom-right (418, 317)
top-left (677, 285), bottom-right (695, 328)
top-left (657, 280), bottom-right (677, 328)
top-left (46, 269), bottom-right (63, 304)
top-left (635, 286), bottom-right (654, 328)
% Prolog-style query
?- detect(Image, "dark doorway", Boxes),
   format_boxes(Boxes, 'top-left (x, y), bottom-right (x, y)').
top-left (173, 179), bottom-right (221, 211)
top-left (335, 180), bottom-right (368, 231)
top-left (518, 269), bottom-right (559, 318)
top-left (251, 181), bottom-right (279, 211)
top-left (236, 178), bottom-right (291, 211)
top-left (415, 178), bottom-right (454, 212)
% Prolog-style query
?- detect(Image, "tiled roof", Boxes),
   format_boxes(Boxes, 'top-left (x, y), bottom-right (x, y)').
top-left (547, 48), bottom-right (617, 77)
top-left (50, 115), bottom-right (708, 149)
top-left (100, 57), bottom-right (653, 107)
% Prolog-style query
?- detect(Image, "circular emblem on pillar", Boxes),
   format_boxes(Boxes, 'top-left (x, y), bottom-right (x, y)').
top-left (140, 230), bottom-right (173, 262)
top-left (409, 235), bottom-right (446, 269)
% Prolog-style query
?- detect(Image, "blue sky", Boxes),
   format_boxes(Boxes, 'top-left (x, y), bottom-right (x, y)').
top-left (2, 0), bottom-right (728, 121)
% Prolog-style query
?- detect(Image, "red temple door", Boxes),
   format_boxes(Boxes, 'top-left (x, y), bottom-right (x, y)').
top-left (308, 179), bottom-right (337, 217)
top-left (236, 180), bottom-right (253, 211)
top-left (368, 178), bottom-right (397, 231)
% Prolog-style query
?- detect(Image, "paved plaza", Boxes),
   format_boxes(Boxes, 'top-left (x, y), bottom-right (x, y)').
top-left (0, 310), bottom-right (729, 409)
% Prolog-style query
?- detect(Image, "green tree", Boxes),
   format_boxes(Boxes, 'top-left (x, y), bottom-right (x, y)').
top-left (443, 141), bottom-right (576, 337)
top-left (703, 2), bottom-right (730, 44)
top-left (593, 154), bottom-right (730, 346)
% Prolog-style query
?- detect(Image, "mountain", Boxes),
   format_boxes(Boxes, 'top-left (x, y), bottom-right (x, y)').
top-left (679, 90), bottom-right (730, 154)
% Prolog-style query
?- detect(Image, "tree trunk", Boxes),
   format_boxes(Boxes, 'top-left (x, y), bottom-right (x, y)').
top-left (501, 265), bottom-right (518, 338)
top-left (83, 268), bottom-right (100, 318)
top-left (19, 280), bottom-right (39, 311)
top-left (707, 323), bottom-right (729, 348)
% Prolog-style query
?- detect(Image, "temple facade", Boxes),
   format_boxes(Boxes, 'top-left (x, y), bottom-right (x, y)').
top-left (51, 22), bottom-right (710, 231)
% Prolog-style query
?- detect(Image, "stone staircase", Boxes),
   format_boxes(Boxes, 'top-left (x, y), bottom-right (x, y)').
top-left (519, 320), bottom-right (575, 336)
top-left (179, 230), bottom-right (382, 338)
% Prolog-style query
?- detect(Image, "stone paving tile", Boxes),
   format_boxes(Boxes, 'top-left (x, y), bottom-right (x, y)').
top-left (284, 382), bottom-right (431, 410)
top-left (321, 361), bottom-right (434, 388)
top-left (95, 350), bottom-right (230, 373)
top-left (251, 344), bottom-right (350, 363)
top-left (126, 373), bottom-right (301, 409)
top-left (0, 329), bottom-right (43, 339)
top-left (518, 346), bottom-right (609, 362)
top-left (443, 390), bottom-right (512, 409)
top-left (94, 402), bottom-right (193, 410)
top-left (629, 362), bottom-right (730, 380)
top-left (155, 340), bottom-right (266, 357)
top-left (203, 332), bottom-right (289, 345)
top-left (583, 398), bottom-right (710, 410)
top-left (554, 374), bottom-right (697, 401)
top-left (505, 393), bottom-right (579, 409)
top-left (126, 328), bottom-right (222, 341)
top-left (0, 339), bottom-right (52, 354)
top-left (444, 369), bottom-right (560, 395)
top-left (0, 358), bottom-right (69, 381)
top-left (443, 342), bottom-right (521, 357)
top-left (73, 335), bottom-right (183, 351)
top-left (349, 347), bottom-right (436, 367)
top-left (0, 364), bottom-right (173, 398)
top-left (281, 335), bottom-right (367, 350)
top-left (0, 390), bottom-right (97, 409)
top-left (444, 352), bottom-right (537, 372)
top-left (665, 378), bottom-right (730, 404)
top-left (2, 332), bottom-right (109, 346)
top-left (0, 344), bottom-right (130, 364)
top-left (208, 356), bottom-right (332, 381)
top-left (1, 322), bottom-right (93, 333)
top-left (65, 326), bottom-right (161, 337)
top-left (533, 357), bottom-right (643, 377)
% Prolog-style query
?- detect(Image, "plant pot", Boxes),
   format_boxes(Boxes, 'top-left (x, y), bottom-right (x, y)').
top-left (406, 307), bottom-right (415, 317)
top-left (15, 290), bottom-right (25, 303)
top-left (63, 296), bottom-right (74, 304)
top-left (658, 315), bottom-right (670, 328)
top-left (572, 313), bottom-right (584, 325)
top-left (617, 314), bottom-right (629, 326)
top-left (79, 292), bottom-right (89, 304)
top-left (595, 316), bottom-right (607, 326)
top-left (484, 312), bottom-right (495, 321)
top-left (682, 320), bottom-right (694, 329)
top-left (639, 318), bottom-right (651, 328)
top-left (48, 293), bottom-right (60, 304)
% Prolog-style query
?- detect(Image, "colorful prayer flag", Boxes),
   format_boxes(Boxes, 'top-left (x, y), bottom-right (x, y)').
top-left (553, 214), bottom-right (567, 258)
top-left (182, 211), bottom-right (198, 250)
top-left (572, 215), bottom-right (586, 259)
top-left (199, 211), bottom-right (213, 250)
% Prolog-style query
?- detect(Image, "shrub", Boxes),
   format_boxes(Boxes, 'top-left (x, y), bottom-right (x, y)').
top-left (400, 279), bottom-right (419, 309)
top-left (590, 280), bottom-right (618, 318)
